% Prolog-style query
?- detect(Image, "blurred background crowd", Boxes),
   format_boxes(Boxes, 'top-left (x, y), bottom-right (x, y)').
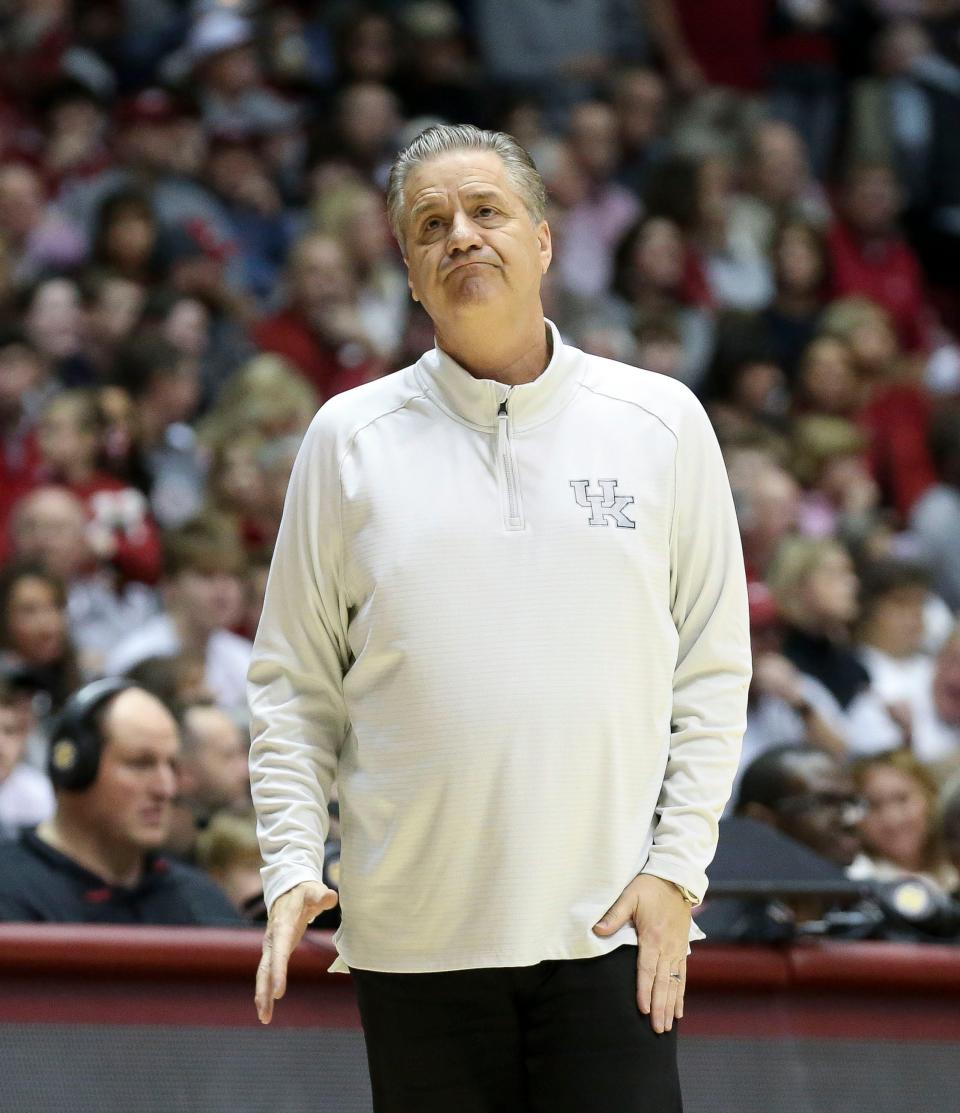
top-left (1, 0), bottom-right (960, 938)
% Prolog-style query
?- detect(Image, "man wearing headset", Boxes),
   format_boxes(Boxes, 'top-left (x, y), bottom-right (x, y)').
top-left (0, 678), bottom-right (240, 923)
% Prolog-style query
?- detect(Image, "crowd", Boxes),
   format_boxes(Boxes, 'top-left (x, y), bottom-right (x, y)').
top-left (0, 0), bottom-right (959, 936)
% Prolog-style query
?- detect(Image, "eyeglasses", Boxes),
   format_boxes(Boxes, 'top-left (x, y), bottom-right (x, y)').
top-left (776, 792), bottom-right (867, 821)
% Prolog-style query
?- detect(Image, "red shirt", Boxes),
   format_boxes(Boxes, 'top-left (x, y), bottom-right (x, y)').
top-left (857, 382), bottom-right (936, 522)
top-left (0, 427), bottom-right (43, 563)
top-left (251, 309), bottom-right (376, 402)
top-left (828, 221), bottom-right (933, 353)
top-left (674, 0), bottom-right (771, 92)
top-left (68, 473), bottom-right (163, 585)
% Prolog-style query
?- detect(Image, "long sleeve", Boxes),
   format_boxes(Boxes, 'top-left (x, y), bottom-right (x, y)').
top-left (247, 410), bottom-right (351, 913)
top-left (641, 393), bottom-right (751, 903)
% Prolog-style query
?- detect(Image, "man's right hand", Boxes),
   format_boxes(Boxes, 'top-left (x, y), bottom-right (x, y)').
top-left (255, 880), bottom-right (339, 1024)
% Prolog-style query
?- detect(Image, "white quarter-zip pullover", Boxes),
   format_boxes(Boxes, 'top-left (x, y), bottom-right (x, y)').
top-left (248, 320), bottom-right (751, 973)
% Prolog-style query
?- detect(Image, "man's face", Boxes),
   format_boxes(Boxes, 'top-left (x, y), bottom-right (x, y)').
top-left (170, 567), bottom-right (243, 634)
top-left (183, 706), bottom-right (250, 810)
top-left (774, 754), bottom-right (864, 867)
top-left (401, 149), bottom-right (551, 332)
top-left (82, 692), bottom-right (181, 851)
top-left (12, 489), bottom-right (90, 580)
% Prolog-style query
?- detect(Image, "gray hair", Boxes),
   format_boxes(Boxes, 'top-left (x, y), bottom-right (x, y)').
top-left (386, 123), bottom-right (547, 248)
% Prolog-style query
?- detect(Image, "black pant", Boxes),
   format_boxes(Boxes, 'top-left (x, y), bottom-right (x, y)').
top-left (351, 945), bottom-right (682, 1113)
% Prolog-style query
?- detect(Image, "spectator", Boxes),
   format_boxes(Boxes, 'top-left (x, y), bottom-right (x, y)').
top-left (186, 9), bottom-right (300, 140)
top-left (735, 743), bottom-right (865, 868)
top-left (0, 680), bottom-right (240, 923)
top-left (850, 749), bottom-right (959, 894)
top-left (22, 275), bottom-right (94, 388)
top-left (9, 486), bottom-right (159, 677)
top-left (828, 159), bottom-right (934, 352)
top-left (910, 406), bottom-right (960, 609)
top-left (194, 810), bottom-right (265, 918)
top-left (820, 296), bottom-right (937, 519)
top-left (0, 162), bottom-right (86, 284)
top-left (734, 455), bottom-right (800, 583)
top-left (762, 219), bottom-right (831, 382)
top-left (36, 391), bottom-right (163, 584)
top-left (251, 231), bottom-right (382, 400)
top-left (794, 335), bottom-right (862, 419)
top-left (104, 514), bottom-right (251, 714)
top-left (112, 334), bottom-right (206, 529)
top-left (314, 182), bottom-right (410, 363)
top-left (165, 702), bottom-right (250, 861)
top-left (0, 562), bottom-right (80, 714)
top-left (789, 415), bottom-right (880, 541)
top-left (766, 535), bottom-right (903, 753)
top-left (0, 328), bottom-right (50, 561)
top-left (80, 269), bottom-right (147, 378)
top-left (89, 188), bottom-right (166, 284)
top-left (0, 678), bottom-right (54, 838)
top-left (736, 582), bottom-right (848, 809)
top-left (611, 66), bottom-right (669, 197)
top-left (125, 652), bottom-right (213, 713)
top-left (611, 215), bottom-right (714, 391)
top-left (555, 100), bottom-right (640, 299)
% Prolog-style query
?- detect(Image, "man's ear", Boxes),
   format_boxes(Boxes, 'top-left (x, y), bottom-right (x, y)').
top-left (537, 220), bottom-right (552, 274)
top-left (407, 271), bottom-right (420, 304)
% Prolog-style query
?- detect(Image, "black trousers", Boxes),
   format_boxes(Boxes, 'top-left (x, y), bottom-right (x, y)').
top-left (351, 944), bottom-right (682, 1113)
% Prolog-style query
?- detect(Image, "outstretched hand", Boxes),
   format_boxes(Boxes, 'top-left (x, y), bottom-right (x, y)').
top-left (593, 874), bottom-right (692, 1033)
top-left (255, 880), bottom-right (339, 1024)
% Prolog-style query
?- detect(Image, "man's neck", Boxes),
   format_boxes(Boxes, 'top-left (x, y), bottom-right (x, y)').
top-left (435, 311), bottom-right (551, 385)
top-left (36, 815), bottom-right (144, 888)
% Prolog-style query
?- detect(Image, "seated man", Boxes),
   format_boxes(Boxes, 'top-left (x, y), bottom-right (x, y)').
top-left (164, 702), bottom-right (251, 861)
top-left (0, 678), bottom-right (241, 924)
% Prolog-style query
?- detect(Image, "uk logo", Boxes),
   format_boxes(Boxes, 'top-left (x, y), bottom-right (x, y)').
top-left (569, 479), bottom-right (636, 528)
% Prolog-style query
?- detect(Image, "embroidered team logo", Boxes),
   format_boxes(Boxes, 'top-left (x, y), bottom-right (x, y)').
top-left (569, 479), bottom-right (636, 528)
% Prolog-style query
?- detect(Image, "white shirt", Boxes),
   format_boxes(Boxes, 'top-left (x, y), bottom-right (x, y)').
top-left (248, 321), bottom-right (751, 973)
top-left (0, 763), bottom-right (55, 835)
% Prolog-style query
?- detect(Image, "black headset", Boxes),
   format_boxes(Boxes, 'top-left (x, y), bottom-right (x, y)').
top-left (47, 677), bottom-right (138, 792)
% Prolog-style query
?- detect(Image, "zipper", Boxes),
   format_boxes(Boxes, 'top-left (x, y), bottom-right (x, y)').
top-left (496, 390), bottom-right (525, 531)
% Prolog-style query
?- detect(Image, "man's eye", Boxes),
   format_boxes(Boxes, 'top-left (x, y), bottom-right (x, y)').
top-left (476, 207), bottom-right (496, 218)
top-left (423, 217), bottom-right (442, 231)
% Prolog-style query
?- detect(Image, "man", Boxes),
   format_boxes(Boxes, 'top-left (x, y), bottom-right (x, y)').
top-left (0, 678), bottom-right (54, 838)
top-left (0, 679), bottom-right (239, 923)
top-left (105, 514), bottom-right (252, 714)
top-left (165, 702), bottom-right (251, 861)
top-left (249, 124), bottom-right (751, 1112)
top-left (735, 743), bottom-right (864, 870)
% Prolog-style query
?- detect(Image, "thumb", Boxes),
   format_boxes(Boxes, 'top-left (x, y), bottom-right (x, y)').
top-left (593, 893), bottom-right (634, 935)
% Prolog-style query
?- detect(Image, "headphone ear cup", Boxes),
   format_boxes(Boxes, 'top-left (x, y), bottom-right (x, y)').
top-left (47, 678), bottom-right (136, 792)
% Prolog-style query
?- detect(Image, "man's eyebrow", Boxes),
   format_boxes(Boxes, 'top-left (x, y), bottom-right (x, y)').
top-left (410, 188), bottom-right (506, 223)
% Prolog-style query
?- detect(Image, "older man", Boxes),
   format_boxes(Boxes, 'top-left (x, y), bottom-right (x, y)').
top-left (249, 124), bottom-right (751, 1112)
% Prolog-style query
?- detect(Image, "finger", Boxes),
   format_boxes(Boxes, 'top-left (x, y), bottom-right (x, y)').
top-left (636, 941), bottom-right (657, 1015)
top-left (269, 912), bottom-right (302, 1003)
top-left (255, 936), bottom-right (274, 1024)
top-left (675, 957), bottom-right (687, 1020)
top-left (594, 893), bottom-right (632, 935)
top-left (663, 967), bottom-right (680, 1032)
top-left (650, 953), bottom-right (673, 1034)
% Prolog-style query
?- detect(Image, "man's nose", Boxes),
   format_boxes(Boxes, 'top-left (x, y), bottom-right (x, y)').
top-left (447, 210), bottom-right (483, 253)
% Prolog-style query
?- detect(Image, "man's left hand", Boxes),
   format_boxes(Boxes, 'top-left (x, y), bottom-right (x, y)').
top-left (592, 874), bottom-right (691, 1033)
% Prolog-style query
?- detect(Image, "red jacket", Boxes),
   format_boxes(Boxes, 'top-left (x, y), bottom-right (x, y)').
top-left (829, 221), bottom-right (933, 353)
top-left (251, 309), bottom-right (376, 402)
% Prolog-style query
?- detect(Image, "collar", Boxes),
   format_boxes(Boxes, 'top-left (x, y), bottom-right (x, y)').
top-left (413, 318), bottom-right (582, 431)
top-left (23, 826), bottom-right (169, 896)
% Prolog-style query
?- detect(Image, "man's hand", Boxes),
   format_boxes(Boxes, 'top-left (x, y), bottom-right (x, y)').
top-left (592, 874), bottom-right (692, 1033)
top-left (255, 880), bottom-right (339, 1024)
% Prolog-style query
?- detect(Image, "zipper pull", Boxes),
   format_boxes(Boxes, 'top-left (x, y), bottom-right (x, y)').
top-left (497, 398), bottom-right (508, 417)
